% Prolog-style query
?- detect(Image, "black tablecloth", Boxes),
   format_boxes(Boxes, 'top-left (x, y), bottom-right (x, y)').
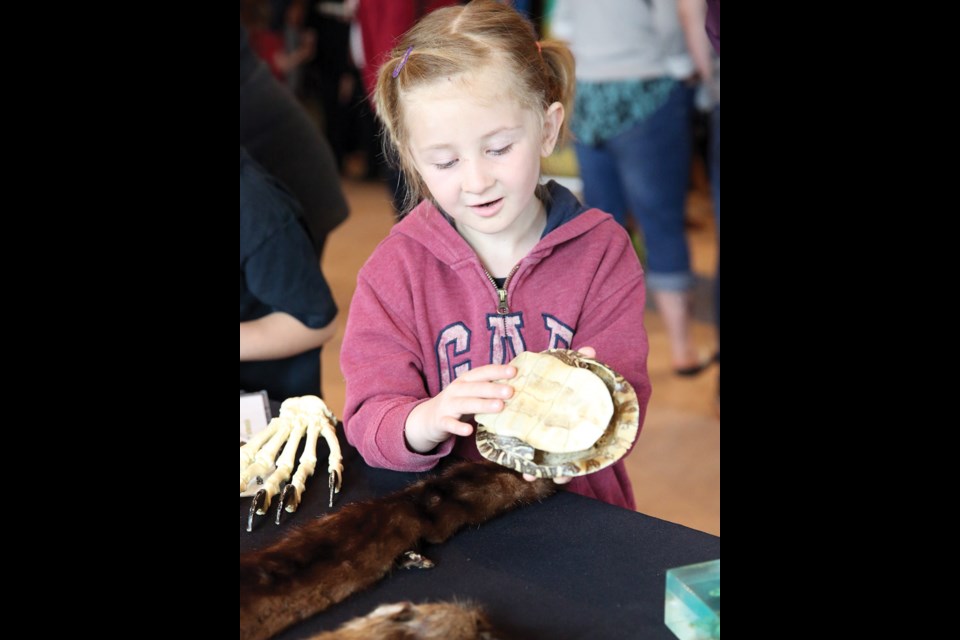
top-left (240, 424), bottom-right (720, 639)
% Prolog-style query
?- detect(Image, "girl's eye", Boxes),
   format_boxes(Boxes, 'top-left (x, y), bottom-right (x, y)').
top-left (490, 144), bottom-right (514, 157)
top-left (434, 159), bottom-right (457, 170)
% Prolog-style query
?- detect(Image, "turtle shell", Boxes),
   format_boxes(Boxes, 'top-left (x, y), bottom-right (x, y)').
top-left (474, 349), bottom-right (640, 478)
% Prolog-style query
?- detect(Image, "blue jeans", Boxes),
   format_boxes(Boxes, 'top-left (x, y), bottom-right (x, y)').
top-left (575, 82), bottom-right (694, 292)
top-left (711, 105), bottom-right (720, 356)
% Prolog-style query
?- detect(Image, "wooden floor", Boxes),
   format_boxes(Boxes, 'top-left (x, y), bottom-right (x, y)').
top-left (321, 177), bottom-right (720, 536)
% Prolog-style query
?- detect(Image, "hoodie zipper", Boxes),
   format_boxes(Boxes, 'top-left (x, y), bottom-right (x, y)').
top-left (483, 265), bottom-right (520, 315)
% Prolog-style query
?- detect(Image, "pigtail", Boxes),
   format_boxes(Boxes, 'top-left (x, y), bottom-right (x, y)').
top-left (373, 39), bottom-right (431, 215)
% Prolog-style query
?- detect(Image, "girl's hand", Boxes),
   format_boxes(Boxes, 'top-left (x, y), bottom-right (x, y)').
top-left (404, 364), bottom-right (516, 453)
top-left (575, 345), bottom-right (596, 359)
top-left (524, 473), bottom-right (574, 485)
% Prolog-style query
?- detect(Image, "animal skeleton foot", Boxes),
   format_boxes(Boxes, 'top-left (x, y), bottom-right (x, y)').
top-left (239, 395), bottom-right (342, 531)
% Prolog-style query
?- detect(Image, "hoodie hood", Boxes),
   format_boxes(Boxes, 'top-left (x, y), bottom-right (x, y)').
top-left (540, 179), bottom-right (592, 236)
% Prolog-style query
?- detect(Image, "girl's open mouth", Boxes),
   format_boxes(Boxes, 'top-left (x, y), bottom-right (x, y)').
top-left (470, 198), bottom-right (504, 217)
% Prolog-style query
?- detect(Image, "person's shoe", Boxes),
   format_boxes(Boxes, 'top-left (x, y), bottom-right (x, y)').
top-left (673, 351), bottom-right (719, 377)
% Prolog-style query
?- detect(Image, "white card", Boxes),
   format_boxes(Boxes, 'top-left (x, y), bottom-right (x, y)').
top-left (240, 391), bottom-right (272, 442)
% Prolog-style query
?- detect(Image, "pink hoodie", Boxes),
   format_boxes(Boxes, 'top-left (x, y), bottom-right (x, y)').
top-left (341, 183), bottom-right (651, 510)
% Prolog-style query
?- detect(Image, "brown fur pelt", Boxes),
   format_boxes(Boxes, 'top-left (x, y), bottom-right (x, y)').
top-left (240, 461), bottom-right (555, 640)
top-left (306, 601), bottom-right (499, 640)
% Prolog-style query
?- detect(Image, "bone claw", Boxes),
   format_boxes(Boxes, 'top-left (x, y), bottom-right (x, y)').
top-left (247, 490), bottom-right (267, 532)
top-left (329, 466), bottom-right (344, 493)
top-left (275, 484), bottom-right (293, 524)
top-left (278, 483), bottom-right (301, 521)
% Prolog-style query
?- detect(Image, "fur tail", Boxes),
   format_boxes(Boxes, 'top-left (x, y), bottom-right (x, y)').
top-left (240, 461), bottom-right (555, 640)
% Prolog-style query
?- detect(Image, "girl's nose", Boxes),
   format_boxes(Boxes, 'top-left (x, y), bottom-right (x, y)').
top-left (461, 159), bottom-right (495, 194)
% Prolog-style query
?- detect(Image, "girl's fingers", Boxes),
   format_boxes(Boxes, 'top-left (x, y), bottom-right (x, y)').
top-left (458, 365), bottom-right (516, 382)
top-left (440, 417), bottom-right (474, 438)
top-left (452, 398), bottom-right (504, 416)
top-left (446, 381), bottom-right (513, 402)
top-left (524, 473), bottom-right (573, 484)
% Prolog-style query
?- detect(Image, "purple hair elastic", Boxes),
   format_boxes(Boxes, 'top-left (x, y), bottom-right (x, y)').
top-left (393, 46), bottom-right (413, 78)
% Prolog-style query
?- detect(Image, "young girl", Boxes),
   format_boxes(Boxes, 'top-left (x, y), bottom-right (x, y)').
top-left (340, 0), bottom-right (651, 510)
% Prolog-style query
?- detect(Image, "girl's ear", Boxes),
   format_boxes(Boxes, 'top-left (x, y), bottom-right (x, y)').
top-left (540, 102), bottom-right (565, 157)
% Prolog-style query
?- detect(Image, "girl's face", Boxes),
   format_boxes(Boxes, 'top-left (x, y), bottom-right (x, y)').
top-left (404, 68), bottom-right (563, 240)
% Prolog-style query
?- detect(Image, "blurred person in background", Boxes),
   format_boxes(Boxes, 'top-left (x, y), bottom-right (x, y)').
top-left (552, 0), bottom-right (712, 377)
top-left (240, 18), bottom-right (349, 258)
top-left (240, 148), bottom-right (338, 401)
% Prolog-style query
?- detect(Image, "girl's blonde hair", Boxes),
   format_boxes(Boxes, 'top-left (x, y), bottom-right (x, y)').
top-left (374, 0), bottom-right (576, 214)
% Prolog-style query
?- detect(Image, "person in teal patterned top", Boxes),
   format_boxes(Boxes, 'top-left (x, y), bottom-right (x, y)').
top-left (552, 0), bottom-right (712, 377)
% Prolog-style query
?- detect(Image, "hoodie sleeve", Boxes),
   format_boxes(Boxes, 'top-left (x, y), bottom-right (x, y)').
top-left (569, 223), bottom-right (653, 454)
top-left (339, 266), bottom-right (455, 472)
